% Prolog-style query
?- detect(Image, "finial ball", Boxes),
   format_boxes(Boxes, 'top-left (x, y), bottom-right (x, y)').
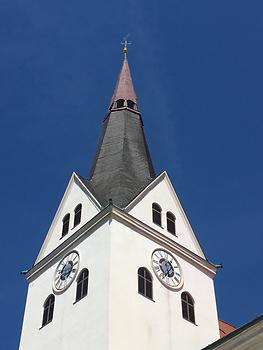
top-left (123, 47), bottom-right (128, 54)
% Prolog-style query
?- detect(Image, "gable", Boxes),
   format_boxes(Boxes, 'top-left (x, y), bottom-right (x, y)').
top-left (126, 172), bottom-right (205, 258)
top-left (35, 173), bottom-right (101, 263)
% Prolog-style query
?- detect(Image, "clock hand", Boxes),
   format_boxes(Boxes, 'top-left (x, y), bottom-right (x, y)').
top-left (165, 261), bottom-right (171, 274)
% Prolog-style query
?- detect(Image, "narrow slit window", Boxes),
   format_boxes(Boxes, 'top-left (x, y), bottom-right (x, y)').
top-left (42, 294), bottom-right (55, 327)
top-left (62, 214), bottom-right (70, 237)
top-left (167, 212), bottom-right (176, 235)
top-left (152, 203), bottom-right (162, 226)
top-left (181, 292), bottom-right (195, 324)
top-left (138, 267), bottom-right (153, 300)
top-left (76, 269), bottom-right (89, 302)
top-left (74, 204), bottom-right (82, 227)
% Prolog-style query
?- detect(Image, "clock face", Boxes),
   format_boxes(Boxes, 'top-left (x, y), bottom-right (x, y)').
top-left (151, 249), bottom-right (183, 290)
top-left (53, 251), bottom-right (79, 292)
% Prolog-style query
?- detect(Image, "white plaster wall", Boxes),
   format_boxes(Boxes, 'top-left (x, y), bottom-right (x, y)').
top-left (37, 179), bottom-right (100, 262)
top-left (108, 219), bottom-right (219, 350)
top-left (20, 213), bottom-right (219, 350)
top-left (19, 221), bottom-right (110, 350)
top-left (129, 177), bottom-right (204, 257)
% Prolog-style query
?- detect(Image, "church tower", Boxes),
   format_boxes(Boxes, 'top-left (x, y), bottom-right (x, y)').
top-left (19, 45), bottom-right (220, 350)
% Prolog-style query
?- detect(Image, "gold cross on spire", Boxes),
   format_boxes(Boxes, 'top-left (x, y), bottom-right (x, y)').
top-left (121, 35), bottom-right (131, 58)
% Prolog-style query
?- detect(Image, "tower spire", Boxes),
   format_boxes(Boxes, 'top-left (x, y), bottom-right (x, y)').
top-left (109, 38), bottom-right (138, 112)
top-left (89, 48), bottom-right (155, 208)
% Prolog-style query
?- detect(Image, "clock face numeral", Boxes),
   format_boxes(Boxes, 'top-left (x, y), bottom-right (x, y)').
top-left (53, 251), bottom-right (79, 292)
top-left (151, 249), bottom-right (183, 290)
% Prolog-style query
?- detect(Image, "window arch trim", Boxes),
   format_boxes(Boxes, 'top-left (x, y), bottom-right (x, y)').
top-left (181, 291), bottom-right (195, 324)
top-left (75, 268), bottom-right (89, 303)
top-left (166, 211), bottom-right (176, 235)
top-left (62, 213), bottom-right (70, 237)
top-left (138, 267), bottom-right (153, 300)
top-left (74, 203), bottom-right (82, 227)
top-left (42, 294), bottom-right (55, 328)
top-left (152, 203), bottom-right (162, 226)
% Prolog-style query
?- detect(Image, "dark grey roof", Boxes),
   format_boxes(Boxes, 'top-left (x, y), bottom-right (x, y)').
top-left (88, 108), bottom-right (156, 208)
top-left (76, 173), bottom-right (104, 206)
top-left (202, 315), bottom-right (263, 350)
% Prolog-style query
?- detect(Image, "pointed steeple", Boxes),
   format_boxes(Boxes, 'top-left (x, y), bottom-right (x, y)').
top-left (109, 57), bottom-right (139, 112)
top-left (88, 50), bottom-right (155, 208)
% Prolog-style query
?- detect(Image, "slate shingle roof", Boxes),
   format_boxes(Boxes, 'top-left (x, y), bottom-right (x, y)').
top-left (84, 57), bottom-right (155, 208)
top-left (88, 108), bottom-right (155, 208)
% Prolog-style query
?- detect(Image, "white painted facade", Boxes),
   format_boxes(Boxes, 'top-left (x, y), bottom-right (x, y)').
top-left (19, 171), bottom-right (220, 350)
top-left (36, 173), bottom-right (101, 263)
top-left (19, 220), bottom-right (111, 350)
top-left (108, 217), bottom-right (219, 350)
top-left (127, 171), bottom-right (205, 258)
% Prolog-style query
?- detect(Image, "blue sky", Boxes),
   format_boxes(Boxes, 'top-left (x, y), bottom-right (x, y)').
top-left (1, 0), bottom-right (263, 348)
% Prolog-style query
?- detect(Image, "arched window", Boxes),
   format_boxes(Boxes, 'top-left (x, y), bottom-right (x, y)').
top-left (138, 267), bottom-right (153, 300)
top-left (42, 294), bottom-right (55, 327)
top-left (62, 214), bottom-right (70, 237)
top-left (152, 203), bottom-right (162, 226)
top-left (127, 99), bottom-right (135, 109)
top-left (167, 212), bottom-right (176, 235)
top-left (76, 269), bottom-right (89, 302)
top-left (116, 99), bottom-right (125, 108)
top-left (74, 204), bottom-right (82, 227)
top-left (181, 292), bottom-right (195, 324)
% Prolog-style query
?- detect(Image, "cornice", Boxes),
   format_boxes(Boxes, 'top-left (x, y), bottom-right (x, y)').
top-left (26, 205), bottom-right (113, 282)
top-left (26, 205), bottom-right (217, 282)
top-left (111, 207), bottom-right (217, 278)
top-left (125, 171), bottom-right (206, 260)
top-left (104, 107), bottom-right (141, 121)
